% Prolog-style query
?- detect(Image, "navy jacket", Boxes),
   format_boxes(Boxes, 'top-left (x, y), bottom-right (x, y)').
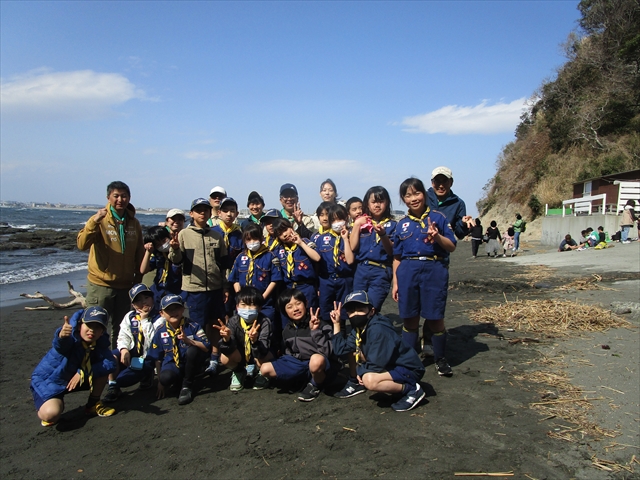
top-left (426, 187), bottom-right (469, 240)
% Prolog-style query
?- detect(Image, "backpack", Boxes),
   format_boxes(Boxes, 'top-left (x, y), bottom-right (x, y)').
top-left (520, 220), bottom-right (527, 233)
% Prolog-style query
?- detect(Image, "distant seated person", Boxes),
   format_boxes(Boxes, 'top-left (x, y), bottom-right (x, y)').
top-left (558, 234), bottom-right (579, 252)
top-left (578, 230), bottom-right (588, 246)
top-left (597, 226), bottom-right (606, 243)
top-left (585, 228), bottom-right (600, 247)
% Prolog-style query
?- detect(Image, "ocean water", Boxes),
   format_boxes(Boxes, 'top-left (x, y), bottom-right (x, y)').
top-left (0, 207), bottom-right (167, 306)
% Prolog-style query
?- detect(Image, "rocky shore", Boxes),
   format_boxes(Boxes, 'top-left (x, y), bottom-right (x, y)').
top-left (0, 227), bottom-right (78, 251)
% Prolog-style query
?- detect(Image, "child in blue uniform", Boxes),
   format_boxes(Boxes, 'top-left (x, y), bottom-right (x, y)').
top-left (147, 294), bottom-right (211, 405)
top-left (228, 223), bottom-right (283, 323)
top-left (240, 191), bottom-right (265, 229)
top-left (331, 291), bottom-right (426, 411)
top-left (259, 288), bottom-right (339, 401)
top-left (140, 226), bottom-right (183, 310)
top-left (346, 196), bottom-right (363, 227)
top-left (31, 306), bottom-right (117, 426)
top-left (392, 177), bottom-right (457, 377)
top-left (260, 208), bottom-right (283, 253)
top-left (272, 217), bottom-right (320, 311)
top-left (311, 203), bottom-right (354, 323)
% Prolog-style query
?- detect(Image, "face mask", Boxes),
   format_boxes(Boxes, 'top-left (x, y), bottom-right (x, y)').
top-left (331, 221), bottom-right (346, 232)
top-left (349, 313), bottom-right (370, 329)
top-left (157, 240), bottom-right (170, 253)
top-left (246, 241), bottom-right (261, 252)
top-left (237, 308), bottom-right (259, 322)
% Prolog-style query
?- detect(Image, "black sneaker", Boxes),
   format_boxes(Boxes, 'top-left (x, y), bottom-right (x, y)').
top-left (391, 383), bottom-right (425, 412)
top-left (139, 372), bottom-right (154, 390)
top-left (297, 382), bottom-right (320, 402)
top-left (435, 358), bottom-right (453, 377)
top-left (102, 384), bottom-right (120, 403)
top-left (253, 374), bottom-right (270, 390)
top-left (334, 380), bottom-right (366, 399)
top-left (178, 387), bottom-right (193, 405)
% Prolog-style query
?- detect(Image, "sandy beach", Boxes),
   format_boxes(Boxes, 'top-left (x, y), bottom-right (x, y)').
top-left (1, 241), bottom-right (638, 479)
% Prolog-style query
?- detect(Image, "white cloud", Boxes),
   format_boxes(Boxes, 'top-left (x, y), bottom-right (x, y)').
top-left (182, 150), bottom-right (227, 161)
top-left (0, 68), bottom-right (144, 120)
top-left (253, 159), bottom-right (362, 176)
top-left (400, 98), bottom-right (527, 135)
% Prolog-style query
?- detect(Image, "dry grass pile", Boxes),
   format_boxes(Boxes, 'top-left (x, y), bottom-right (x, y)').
top-left (510, 265), bottom-right (555, 286)
top-left (469, 299), bottom-right (628, 337)
top-left (556, 274), bottom-right (614, 292)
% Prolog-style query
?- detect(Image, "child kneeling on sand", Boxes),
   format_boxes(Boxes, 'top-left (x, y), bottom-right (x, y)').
top-left (31, 306), bottom-right (117, 427)
top-left (147, 294), bottom-right (210, 405)
top-left (259, 288), bottom-right (339, 401)
top-left (331, 291), bottom-right (426, 412)
top-left (215, 286), bottom-right (274, 392)
top-left (103, 284), bottom-right (165, 403)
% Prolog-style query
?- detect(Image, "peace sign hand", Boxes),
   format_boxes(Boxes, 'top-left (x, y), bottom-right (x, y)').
top-left (213, 319), bottom-right (231, 341)
top-left (309, 308), bottom-right (321, 330)
top-left (248, 320), bottom-right (261, 343)
top-left (169, 232), bottom-right (180, 250)
top-left (329, 301), bottom-right (342, 326)
top-left (178, 326), bottom-right (193, 346)
top-left (426, 217), bottom-right (439, 243)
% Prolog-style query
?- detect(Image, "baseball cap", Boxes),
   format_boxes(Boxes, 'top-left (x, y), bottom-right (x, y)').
top-left (280, 183), bottom-right (298, 196)
top-left (190, 198), bottom-right (212, 210)
top-left (209, 186), bottom-right (227, 197)
top-left (129, 283), bottom-right (152, 302)
top-left (220, 197), bottom-right (238, 209)
top-left (343, 290), bottom-right (371, 309)
top-left (431, 166), bottom-right (453, 180)
top-left (82, 306), bottom-right (109, 328)
top-left (247, 191), bottom-right (264, 206)
top-left (160, 294), bottom-right (185, 310)
top-left (260, 208), bottom-right (282, 223)
top-left (166, 208), bottom-right (186, 219)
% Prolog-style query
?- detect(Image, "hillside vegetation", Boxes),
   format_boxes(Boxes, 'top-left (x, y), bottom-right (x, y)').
top-left (478, 0), bottom-right (640, 232)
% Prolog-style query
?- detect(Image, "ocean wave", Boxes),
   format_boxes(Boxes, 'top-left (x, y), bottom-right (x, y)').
top-left (7, 223), bottom-right (37, 229)
top-left (0, 262), bottom-right (87, 285)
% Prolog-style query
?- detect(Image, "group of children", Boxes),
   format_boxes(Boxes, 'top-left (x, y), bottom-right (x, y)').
top-left (32, 167), bottom-right (471, 425)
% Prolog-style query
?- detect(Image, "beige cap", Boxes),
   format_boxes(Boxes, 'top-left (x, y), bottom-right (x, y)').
top-left (166, 208), bottom-right (186, 219)
top-left (431, 166), bottom-right (453, 180)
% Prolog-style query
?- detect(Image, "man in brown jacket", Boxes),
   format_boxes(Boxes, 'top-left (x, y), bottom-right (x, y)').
top-left (77, 181), bottom-right (145, 346)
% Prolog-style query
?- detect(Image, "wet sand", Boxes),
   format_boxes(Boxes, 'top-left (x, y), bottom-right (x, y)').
top-left (1, 242), bottom-right (638, 479)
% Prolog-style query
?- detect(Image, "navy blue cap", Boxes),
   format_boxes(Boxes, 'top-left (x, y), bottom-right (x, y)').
top-left (129, 283), bottom-right (152, 302)
top-left (190, 198), bottom-right (212, 210)
top-left (220, 197), bottom-right (238, 209)
top-left (160, 294), bottom-right (184, 310)
top-left (247, 191), bottom-right (264, 207)
top-left (343, 290), bottom-right (371, 308)
top-left (260, 208), bottom-right (282, 223)
top-left (82, 306), bottom-right (109, 328)
top-left (279, 183), bottom-right (298, 196)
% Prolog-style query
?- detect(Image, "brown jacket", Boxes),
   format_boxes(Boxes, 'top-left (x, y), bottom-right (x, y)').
top-left (77, 204), bottom-right (144, 289)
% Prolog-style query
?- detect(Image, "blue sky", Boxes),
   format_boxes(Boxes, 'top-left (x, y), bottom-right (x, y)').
top-left (1, 1), bottom-right (581, 215)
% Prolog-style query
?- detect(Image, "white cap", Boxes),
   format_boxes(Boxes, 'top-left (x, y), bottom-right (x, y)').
top-left (431, 166), bottom-right (453, 180)
top-left (209, 186), bottom-right (227, 197)
top-left (166, 208), bottom-right (186, 219)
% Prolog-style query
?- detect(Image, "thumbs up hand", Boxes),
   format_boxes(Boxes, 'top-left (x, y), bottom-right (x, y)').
top-left (59, 316), bottom-right (73, 338)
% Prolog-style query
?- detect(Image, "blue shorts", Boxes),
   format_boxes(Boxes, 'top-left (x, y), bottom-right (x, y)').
top-left (30, 386), bottom-right (65, 412)
top-left (396, 259), bottom-right (449, 320)
top-left (270, 354), bottom-right (339, 383)
top-left (184, 289), bottom-right (226, 327)
top-left (388, 365), bottom-right (421, 385)
top-left (353, 262), bottom-right (392, 312)
top-left (318, 276), bottom-right (353, 322)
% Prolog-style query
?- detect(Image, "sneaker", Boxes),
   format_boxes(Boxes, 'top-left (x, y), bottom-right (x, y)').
top-left (435, 358), bottom-right (453, 377)
top-left (230, 370), bottom-right (246, 392)
top-left (297, 382), bottom-right (321, 402)
top-left (422, 344), bottom-right (435, 357)
top-left (334, 380), bottom-right (366, 399)
top-left (253, 373), bottom-right (270, 390)
top-left (205, 360), bottom-right (221, 375)
top-left (139, 372), bottom-right (154, 390)
top-left (622, 240), bottom-right (631, 244)
top-left (41, 419), bottom-right (57, 427)
top-left (86, 401), bottom-right (116, 417)
top-left (178, 387), bottom-right (193, 405)
top-left (391, 383), bottom-right (425, 412)
top-left (102, 384), bottom-right (120, 403)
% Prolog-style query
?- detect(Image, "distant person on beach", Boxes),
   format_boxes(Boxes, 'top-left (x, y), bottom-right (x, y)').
top-left (279, 183), bottom-right (315, 238)
top-left (240, 191), bottom-right (265, 229)
top-left (426, 167), bottom-right (474, 240)
top-left (207, 186), bottom-right (227, 227)
top-left (77, 181), bottom-right (145, 346)
top-left (485, 221), bottom-right (502, 258)
top-left (147, 294), bottom-right (211, 405)
top-left (502, 226), bottom-right (516, 257)
top-left (331, 291), bottom-right (426, 411)
top-left (169, 198), bottom-right (229, 376)
top-left (392, 177), bottom-right (456, 377)
top-left (103, 284), bottom-right (165, 403)
top-left (620, 199), bottom-right (637, 244)
top-left (513, 214), bottom-right (526, 251)
top-left (31, 306), bottom-right (117, 427)
top-left (140, 226), bottom-right (183, 310)
top-left (558, 234), bottom-right (579, 252)
top-left (469, 218), bottom-right (483, 258)
top-left (578, 230), bottom-right (588, 246)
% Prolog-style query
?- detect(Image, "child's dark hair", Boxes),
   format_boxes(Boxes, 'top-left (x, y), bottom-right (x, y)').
top-left (399, 177), bottom-right (427, 199)
top-left (475, 218), bottom-right (482, 226)
top-left (346, 197), bottom-right (362, 211)
top-left (107, 181), bottom-right (130, 196)
top-left (516, 213), bottom-right (522, 220)
top-left (362, 186), bottom-right (392, 218)
top-left (316, 201), bottom-right (334, 217)
top-left (242, 223), bottom-right (263, 242)
top-left (271, 218), bottom-right (294, 237)
top-left (236, 286), bottom-right (265, 308)
top-left (507, 226), bottom-right (515, 236)
top-left (278, 288), bottom-right (308, 314)
top-left (490, 220), bottom-right (497, 227)
top-left (597, 225), bottom-right (604, 231)
top-left (144, 225), bottom-right (170, 244)
top-left (581, 230), bottom-right (587, 236)
top-left (320, 179), bottom-right (338, 196)
top-left (327, 203), bottom-right (348, 222)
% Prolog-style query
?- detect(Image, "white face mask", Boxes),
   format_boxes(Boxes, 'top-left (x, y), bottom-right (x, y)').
top-left (157, 240), bottom-right (171, 253)
top-left (246, 241), bottom-right (261, 252)
top-left (237, 308), bottom-right (259, 322)
top-left (331, 221), bottom-right (346, 232)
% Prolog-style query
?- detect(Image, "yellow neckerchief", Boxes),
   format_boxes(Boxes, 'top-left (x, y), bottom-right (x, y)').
top-left (79, 340), bottom-right (97, 390)
top-left (159, 254), bottom-right (170, 284)
top-left (134, 314), bottom-right (145, 356)
top-left (166, 318), bottom-right (185, 368)
top-left (239, 317), bottom-right (254, 361)
top-left (327, 229), bottom-right (341, 267)
top-left (318, 226), bottom-right (331, 234)
top-left (408, 207), bottom-right (430, 229)
top-left (372, 217), bottom-right (390, 244)
top-left (355, 326), bottom-right (366, 364)
top-left (219, 221), bottom-right (240, 249)
top-left (246, 244), bottom-right (268, 286)
top-left (265, 235), bottom-right (279, 251)
top-left (284, 243), bottom-right (297, 277)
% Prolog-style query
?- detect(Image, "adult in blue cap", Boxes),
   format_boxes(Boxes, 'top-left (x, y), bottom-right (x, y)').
top-left (279, 183), bottom-right (315, 238)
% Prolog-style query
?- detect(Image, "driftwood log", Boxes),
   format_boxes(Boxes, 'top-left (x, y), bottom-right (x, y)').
top-left (20, 281), bottom-right (87, 310)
